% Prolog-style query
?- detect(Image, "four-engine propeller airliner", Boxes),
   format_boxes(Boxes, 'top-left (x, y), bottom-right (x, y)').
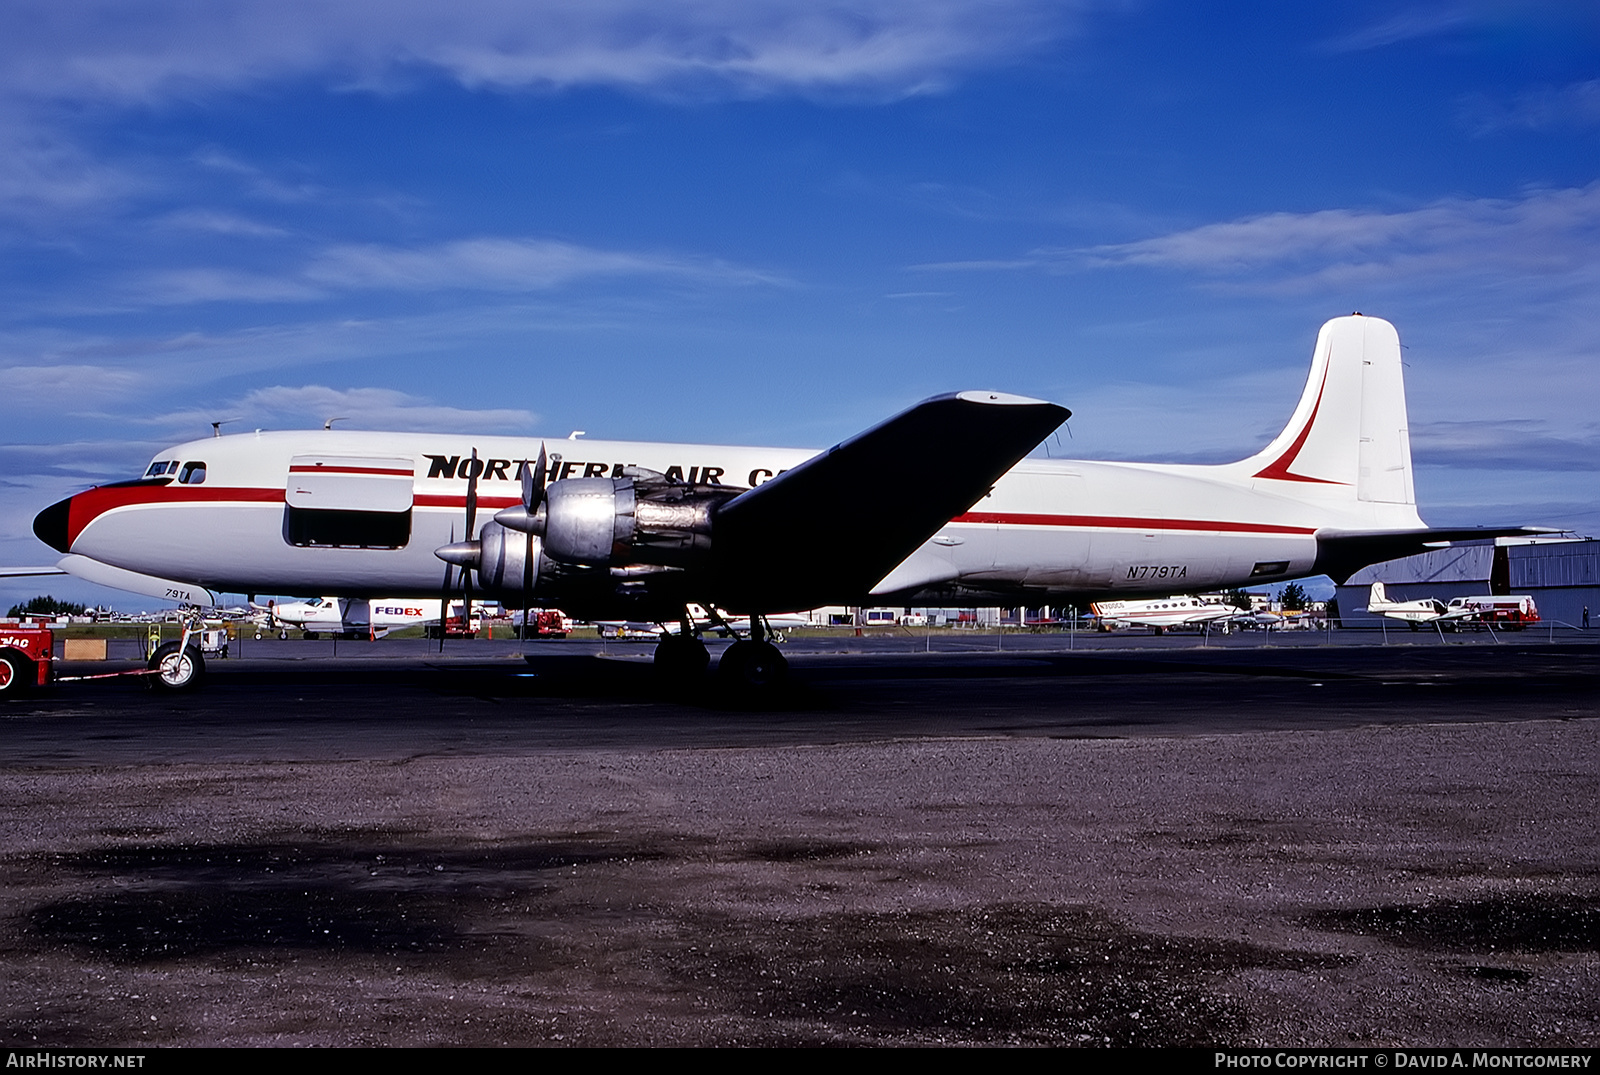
top-left (23, 315), bottom-right (1537, 690)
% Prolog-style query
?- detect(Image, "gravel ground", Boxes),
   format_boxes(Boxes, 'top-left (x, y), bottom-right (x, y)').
top-left (3, 711), bottom-right (1598, 1046)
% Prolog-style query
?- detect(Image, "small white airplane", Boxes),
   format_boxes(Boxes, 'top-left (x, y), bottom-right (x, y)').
top-left (1089, 595), bottom-right (1244, 633)
top-left (1362, 581), bottom-right (1474, 628)
top-left (20, 314), bottom-right (1539, 691)
top-left (254, 596), bottom-right (448, 639)
top-left (1363, 582), bottom-right (1540, 630)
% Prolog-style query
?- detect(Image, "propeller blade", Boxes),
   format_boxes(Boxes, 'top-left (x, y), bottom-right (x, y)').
top-left (464, 447), bottom-right (480, 541)
top-left (523, 443), bottom-right (546, 511)
top-left (521, 528), bottom-right (533, 646)
top-left (439, 522), bottom-right (455, 653)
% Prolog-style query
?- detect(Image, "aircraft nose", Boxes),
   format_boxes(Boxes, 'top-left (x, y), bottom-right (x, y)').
top-left (33, 495), bottom-right (73, 554)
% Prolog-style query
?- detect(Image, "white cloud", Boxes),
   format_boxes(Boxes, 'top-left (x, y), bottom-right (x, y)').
top-left (0, 0), bottom-right (1083, 105)
top-left (925, 182), bottom-right (1600, 291)
top-left (0, 364), bottom-right (148, 408)
top-left (125, 268), bottom-right (326, 306)
top-left (1318, 4), bottom-right (1475, 52)
top-left (153, 209), bottom-right (290, 237)
top-left (96, 235), bottom-right (781, 309)
top-left (1411, 419), bottom-right (1600, 472)
top-left (153, 385), bottom-right (536, 433)
top-left (305, 237), bottom-right (779, 293)
top-left (1462, 79), bottom-right (1600, 135)
top-left (0, 111), bottom-right (146, 224)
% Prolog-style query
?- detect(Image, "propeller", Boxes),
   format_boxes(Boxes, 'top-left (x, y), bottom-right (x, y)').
top-left (519, 444), bottom-right (545, 645)
top-left (432, 448), bottom-right (482, 649)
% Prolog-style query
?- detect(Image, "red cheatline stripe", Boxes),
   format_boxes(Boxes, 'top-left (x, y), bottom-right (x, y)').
top-left (415, 494), bottom-right (520, 509)
top-left (288, 465), bottom-right (413, 476)
top-left (954, 512), bottom-right (1316, 535)
top-left (67, 485), bottom-right (285, 545)
top-left (65, 483), bottom-right (1319, 547)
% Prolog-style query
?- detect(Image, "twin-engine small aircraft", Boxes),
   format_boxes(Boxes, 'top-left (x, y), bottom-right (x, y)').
top-left (1362, 581), bottom-right (1479, 628)
top-left (1363, 582), bottom-right (1540, 630)
top-left (1089, 596), bottom-right (1244, 634)
top-left (23, 315), bottom-right (1537, 691)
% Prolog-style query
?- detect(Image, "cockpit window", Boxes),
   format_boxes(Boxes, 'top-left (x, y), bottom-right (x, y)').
top-left (145, 461), bottom-right (169, 477)
top-left (177, 462), bottom-right (207, 485)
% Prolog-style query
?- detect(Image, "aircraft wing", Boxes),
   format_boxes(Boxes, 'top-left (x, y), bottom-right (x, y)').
top-left (0, 566), bottom-right (68, 578)
top-left (710, 391), bottom-right (1069, 611)
top-left (1313, 526), bottom-right (1563, 584)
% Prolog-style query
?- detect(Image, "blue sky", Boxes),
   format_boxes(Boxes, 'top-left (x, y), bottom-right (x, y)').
top-left (3, 0), bottom-right (1597, 609)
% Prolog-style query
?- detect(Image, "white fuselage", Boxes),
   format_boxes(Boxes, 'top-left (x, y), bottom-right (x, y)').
top-left (59, 428), bottom-right (1399, 608)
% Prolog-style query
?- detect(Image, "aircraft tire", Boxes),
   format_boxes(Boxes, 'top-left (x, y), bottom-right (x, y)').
top-left (0, 650), bottom-right (35, 698)
top-left (717, 640), bottom-right (788, 696)
top-left (654, 635), bottom-right (709, 684)
top-left (148, 642), bottom-right (205, 692)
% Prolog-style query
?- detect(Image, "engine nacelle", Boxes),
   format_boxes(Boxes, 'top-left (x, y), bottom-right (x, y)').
top-left (475, 522), bottom-right (543, 597)
top-left (498, 475), bottom-right (724, 568)
top-left (544, 477), bottom-right (637, 565)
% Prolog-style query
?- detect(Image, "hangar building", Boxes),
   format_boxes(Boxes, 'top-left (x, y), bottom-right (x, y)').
top-left (1334, 537), bottom-right (1597, 629)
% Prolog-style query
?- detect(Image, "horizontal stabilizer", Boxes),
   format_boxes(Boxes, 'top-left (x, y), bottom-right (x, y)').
top-left (712, 391), bottom-right (1069, 610)
top-left (1313, 527), bottom-right (1562, 584)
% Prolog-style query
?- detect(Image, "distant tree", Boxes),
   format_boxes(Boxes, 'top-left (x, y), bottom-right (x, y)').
top-left (1277, 582), bottom-right (1308, 611)
top-left (1221, 587), bottom-right (1253, 611)
top-left (7, 595), bottom-right (87, 618)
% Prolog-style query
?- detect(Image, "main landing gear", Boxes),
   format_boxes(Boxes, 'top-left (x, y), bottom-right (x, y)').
top-left (650, 607), bottom-right (788, 698)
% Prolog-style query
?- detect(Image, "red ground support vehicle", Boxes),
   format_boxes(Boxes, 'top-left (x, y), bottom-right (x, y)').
top-left (0, 624), bottom-right (53, 695)
top-left (0, 622), bottom-right (206, 697)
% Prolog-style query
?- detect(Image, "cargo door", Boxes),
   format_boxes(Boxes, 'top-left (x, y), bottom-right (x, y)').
top-left (285, 456), bottom-right (415, 548)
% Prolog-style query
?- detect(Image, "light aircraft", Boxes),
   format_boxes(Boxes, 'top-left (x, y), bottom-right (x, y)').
top-left (1362, 581), bottom-right (1476, 628)
top-left (254, 596), bottom-right (447, 639)
top-left (22, 314), bottom-right (1539, 691)
top-left (1363, 582), bottom-right (1540, 630)
top-left (1089, 596), bottom-right (1244, 633)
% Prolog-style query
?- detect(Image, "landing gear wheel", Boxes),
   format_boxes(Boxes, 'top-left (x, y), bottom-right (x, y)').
top-left (654, 634), bottom-right (709, 686)
top-left (148, 642), bottom-right (205, 692)
top-left (717, 640), bottom-right (788, 698)
top-left (0, 650), bottom-right (35, 698)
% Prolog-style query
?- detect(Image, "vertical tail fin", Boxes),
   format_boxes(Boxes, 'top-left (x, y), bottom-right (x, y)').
top-left (1241, 315), bottom-right (1416, 506)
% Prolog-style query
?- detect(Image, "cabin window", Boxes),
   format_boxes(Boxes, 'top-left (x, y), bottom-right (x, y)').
top-left (177, 461), bottom-right (207, 484)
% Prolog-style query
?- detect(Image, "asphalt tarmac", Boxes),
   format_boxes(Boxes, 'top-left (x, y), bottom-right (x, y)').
top-left (3, 633), bottom-right (1597, 1046)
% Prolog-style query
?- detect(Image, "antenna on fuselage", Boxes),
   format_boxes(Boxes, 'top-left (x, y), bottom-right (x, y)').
top-left (210, 418), bottom-right (241, 438)
top-left (323, 417), bottom-right (348, 430)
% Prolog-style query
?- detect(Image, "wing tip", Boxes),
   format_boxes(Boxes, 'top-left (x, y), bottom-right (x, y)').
top-left (954, 390), bottom-right (1053, 406)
